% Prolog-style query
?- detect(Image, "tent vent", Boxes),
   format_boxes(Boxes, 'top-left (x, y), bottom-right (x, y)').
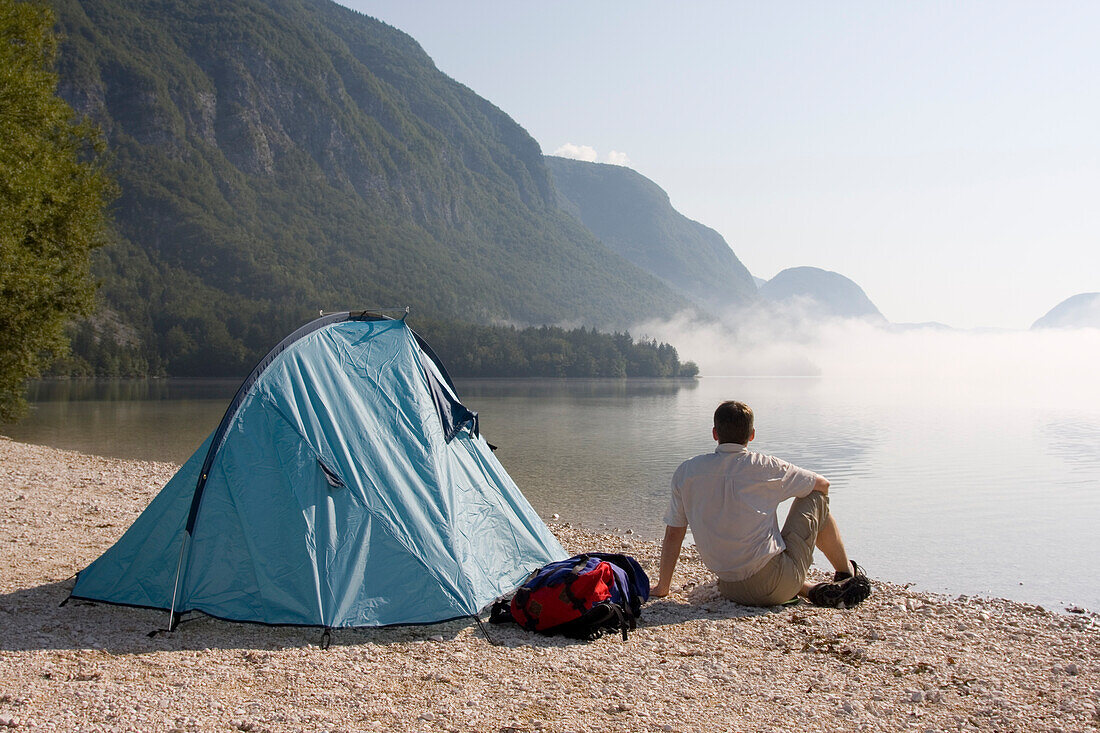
top-left (318, 459), bottom-right (345, 489)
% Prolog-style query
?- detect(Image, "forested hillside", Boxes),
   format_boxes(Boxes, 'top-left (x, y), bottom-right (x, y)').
top-left (412, 319), bottom-right (697, 378)
top-left (547, 157), bottom-right (757, 314)
top-left (49, 0), bottom-right (690, 377)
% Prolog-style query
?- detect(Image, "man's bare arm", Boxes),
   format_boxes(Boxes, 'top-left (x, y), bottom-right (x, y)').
top-left (651, 525), bottom-right (687, 598)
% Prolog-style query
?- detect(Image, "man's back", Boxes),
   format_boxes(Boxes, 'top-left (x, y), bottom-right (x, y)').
top-left (665, 443), bottom-right (818, 582)
top-left (653, 399), bottom-right (869, 608)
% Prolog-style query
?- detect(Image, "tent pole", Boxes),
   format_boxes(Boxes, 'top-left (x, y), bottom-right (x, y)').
top-left (166, 532), bottom-right (190, 631)
top-left (473, 615), bottom-right (496, 646)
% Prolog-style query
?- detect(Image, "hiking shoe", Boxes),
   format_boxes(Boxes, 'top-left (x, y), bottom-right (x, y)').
top-left (808, 563), bottom-right (871, 609)
top-left (833, 559), bottom-right (868, 583)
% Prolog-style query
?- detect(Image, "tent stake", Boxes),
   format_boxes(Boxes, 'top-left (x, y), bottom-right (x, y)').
top-left (473, 615), bottom-right (496, 646)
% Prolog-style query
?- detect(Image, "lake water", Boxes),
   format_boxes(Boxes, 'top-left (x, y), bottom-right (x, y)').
top-left (5, 371), bottom-right (1100, 612)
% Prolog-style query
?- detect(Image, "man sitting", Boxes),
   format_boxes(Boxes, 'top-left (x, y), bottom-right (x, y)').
top-left (652, 400), bottom-right (871, 608)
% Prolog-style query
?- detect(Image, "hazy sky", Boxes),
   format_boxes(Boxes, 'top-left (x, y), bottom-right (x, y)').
top-left (338, 1), bottom-right (1098, 329)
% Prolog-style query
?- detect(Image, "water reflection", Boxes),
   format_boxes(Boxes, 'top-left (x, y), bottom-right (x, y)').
top-left (5, 380), bottom-right (237, 464)
top-left (22, 379), bottom-right (239, 403)
top-left (458, 377), bottom-right (699, 400)
top-left (1041, 417), bottom-right (1100, 471)
top-left (467, 376), bottom-right (878, 545)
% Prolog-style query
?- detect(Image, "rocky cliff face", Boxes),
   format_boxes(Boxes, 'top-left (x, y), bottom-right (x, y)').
top-left (59, 0), bottom-right (555, 228)
top-left (51, 0), bottom-right (688, 375)
top-left (546, 156), bottom-right (757, 314)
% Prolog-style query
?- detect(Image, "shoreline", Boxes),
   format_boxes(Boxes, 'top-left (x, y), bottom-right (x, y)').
top-left (1, 436), bottom-right (1097, 731)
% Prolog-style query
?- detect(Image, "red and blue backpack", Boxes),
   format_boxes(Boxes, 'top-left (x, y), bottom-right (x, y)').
top-left (490, 553), bottom-right (650, 640)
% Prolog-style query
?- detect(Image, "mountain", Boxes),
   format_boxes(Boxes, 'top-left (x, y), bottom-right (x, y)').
top-left (546, 157), bottom-right (757, 314)
top-left (759, 267), bottom-right (885, 322)
top-left (49, 0), bottom-right (690, 376)
top-left (1031, 293), bottom-right (1100, 329)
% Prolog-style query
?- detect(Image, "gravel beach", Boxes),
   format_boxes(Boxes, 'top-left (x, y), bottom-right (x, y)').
top-left (1, 435), bottom-right (1097, 732)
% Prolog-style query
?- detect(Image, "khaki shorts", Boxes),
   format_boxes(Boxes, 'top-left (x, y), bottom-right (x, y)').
top-left (717, 492), bottom-right (829, 606)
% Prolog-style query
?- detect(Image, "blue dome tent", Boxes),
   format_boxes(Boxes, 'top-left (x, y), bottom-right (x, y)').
top-left (70, 312), bottom-right (566, 629)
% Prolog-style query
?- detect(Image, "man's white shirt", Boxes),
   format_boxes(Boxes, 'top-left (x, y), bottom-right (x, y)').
top-left (664, 442), bottom-right (820, 582)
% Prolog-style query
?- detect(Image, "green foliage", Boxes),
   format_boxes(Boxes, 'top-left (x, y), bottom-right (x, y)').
top-left (412, 318), bottom-right (697, 379)
top-left (0, 0), bottom-right (114, 421)
top-left (44, 0), bottom-right (692, 378)
top-left (44, 318), bottom-right (156, 378)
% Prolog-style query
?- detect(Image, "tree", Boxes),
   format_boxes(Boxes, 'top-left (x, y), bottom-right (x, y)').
top-left (0, 0), bottom-right (113, 421)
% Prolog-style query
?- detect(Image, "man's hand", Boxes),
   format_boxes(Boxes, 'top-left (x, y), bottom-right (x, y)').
top-left (812, 475), bottom-right (830, 495)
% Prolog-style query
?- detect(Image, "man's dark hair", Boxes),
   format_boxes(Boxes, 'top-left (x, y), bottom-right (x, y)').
top-left (714, 401), bottom-right (754, 445)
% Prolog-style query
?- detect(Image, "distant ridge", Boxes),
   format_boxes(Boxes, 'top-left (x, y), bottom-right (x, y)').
top-left (1031, 293), bottom-right (1100, 329)
top-left (889, 322), bottom-right (953, 332)
top-left (759, 267), bottom-right (885, 322)
top-left (50, 0), bottom-right (689, 376)
top-left (546, 157), bottom-right (757, 313)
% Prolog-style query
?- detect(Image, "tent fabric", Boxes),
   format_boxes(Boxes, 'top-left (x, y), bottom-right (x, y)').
top-left (71, 315), bottom-right (566, 628)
